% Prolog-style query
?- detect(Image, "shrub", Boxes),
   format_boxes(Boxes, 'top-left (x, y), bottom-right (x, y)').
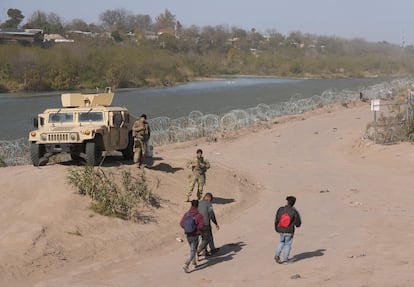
top-left (67, 166), bottom-right (158, 220)
top-left (364, 96), bottom-right (413, 144)
top-left (0, 155), bottom-right (7, 167)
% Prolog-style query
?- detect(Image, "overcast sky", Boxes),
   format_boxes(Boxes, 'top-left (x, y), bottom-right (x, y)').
top-left (1, 0), bottom-right (412, 45)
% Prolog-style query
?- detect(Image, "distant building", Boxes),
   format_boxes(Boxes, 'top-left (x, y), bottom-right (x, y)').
top-left (44, 34), bottom-right (75, 43)
top-left (0, 28), bottom-right (44, 43)
top-left (68, 30), bottom-right (98, 38)
top-left (157, 28), bottom-right (177, 37)
top-left (144, 31), bottom-right (158, 41)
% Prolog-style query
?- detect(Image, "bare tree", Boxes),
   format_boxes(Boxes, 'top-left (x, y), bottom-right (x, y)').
top-left (156, 9), bottom-right (176, 30)
top-left (181, 24), bottom-right (200, 39)
top-left (287, 31), bottom-right (304, 46)
top-left (65, 18), bottom-right (90, 32)
top-left (99, 8), bottom-right (130, 31)
top-left (264, 29), bottom-right (286, 49)
top-left (231, 27), bottom-right (247, 39)
top-left (24, 11), bottom-right (63, 34)
top-left (200, 25), bottom-right (230, 51)
top-left (125, 14), bottom-right (153, 33)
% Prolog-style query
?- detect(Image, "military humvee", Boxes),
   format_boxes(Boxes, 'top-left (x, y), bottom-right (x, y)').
top-left (29, 88), bottom-right (136, 166)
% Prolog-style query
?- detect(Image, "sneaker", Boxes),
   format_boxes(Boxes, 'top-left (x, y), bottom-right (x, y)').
top-left (197, 250), bottom-right (205, 257)
top-left (183, 264), bottom-right (190, 273)
top-left (274, 255), bottom-right (282, 264)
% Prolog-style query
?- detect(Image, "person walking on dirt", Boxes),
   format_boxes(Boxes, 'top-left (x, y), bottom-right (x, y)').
top-left (197, 193), bottom-right (220, 257)
top-left (179, 200), bottom-right (204, 273)
top-left (274, 196), bottom-right (302, 264)
top-left (132, 114), bottom-right (150, 168)
top-left (186, 149), bottom-right (210, 201)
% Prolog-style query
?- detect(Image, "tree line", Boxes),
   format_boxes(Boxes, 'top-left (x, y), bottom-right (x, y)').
top-left (1, 8), bottom-right (414, 93)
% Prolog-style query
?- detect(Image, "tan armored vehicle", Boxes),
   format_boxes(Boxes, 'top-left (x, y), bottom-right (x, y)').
top-left (29, 88), bottom-right (136, 166)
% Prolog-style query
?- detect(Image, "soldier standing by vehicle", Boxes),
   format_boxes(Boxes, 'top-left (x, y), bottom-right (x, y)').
top-left (132, 114), bottom-right (150, 168)
top-left (186, 149), bottom-right (210, 201)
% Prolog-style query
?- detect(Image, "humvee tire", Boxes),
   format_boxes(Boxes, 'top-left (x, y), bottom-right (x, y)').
top-left (30, 142), bottom-right (47, 166)
top-left (85, 140), bottom-right (102, 166)
top-left (121, 132), bottom-right (134, 160)
top-left (70, 152), bottom-right (83, 162)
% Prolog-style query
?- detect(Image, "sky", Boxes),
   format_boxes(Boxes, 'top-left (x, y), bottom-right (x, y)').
top-left (1, 0), bottom-right (413, 45)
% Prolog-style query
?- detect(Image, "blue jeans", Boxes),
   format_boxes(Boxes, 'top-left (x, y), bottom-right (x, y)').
top-left (276, 234), bottom-right (293, 262)
top-left (185, 235), bottom-right (199, 265)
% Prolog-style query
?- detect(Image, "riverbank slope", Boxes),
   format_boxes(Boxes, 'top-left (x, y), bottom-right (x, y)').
top-left (1, 100), bottom-right (414, 286)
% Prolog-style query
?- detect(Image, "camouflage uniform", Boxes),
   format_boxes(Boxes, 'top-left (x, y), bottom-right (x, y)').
top-left (186, 156), bottom-right (210, 200)
top-left (132, 118), bottom-right (150, 167)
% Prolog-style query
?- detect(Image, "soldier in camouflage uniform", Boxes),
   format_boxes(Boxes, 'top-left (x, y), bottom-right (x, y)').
top-left (132, 114), bottom-right (150, 168)
top-left (186, 149), bottom-right (210, 201)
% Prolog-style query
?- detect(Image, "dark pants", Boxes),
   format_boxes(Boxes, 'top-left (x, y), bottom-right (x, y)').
top-left (197, 225), bottom-right (215, 254)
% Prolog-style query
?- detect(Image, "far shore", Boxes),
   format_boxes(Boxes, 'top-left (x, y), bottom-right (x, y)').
top-left (1, 73), bottom-right (407, 95)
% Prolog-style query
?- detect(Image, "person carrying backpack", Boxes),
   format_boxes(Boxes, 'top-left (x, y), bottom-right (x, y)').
top-left (179, 200), bottom-right (204, 273)
top-left (274, 196), bottom-right (302, 264)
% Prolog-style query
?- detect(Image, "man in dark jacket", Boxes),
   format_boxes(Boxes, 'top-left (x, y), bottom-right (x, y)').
top-left (180, 200), bottom-right (204, 273)
top-left (274, 196), bottom-right (302, 264)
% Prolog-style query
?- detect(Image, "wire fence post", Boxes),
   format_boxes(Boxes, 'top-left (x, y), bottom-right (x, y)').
top-left (371, 99), bottom-right (380, 144)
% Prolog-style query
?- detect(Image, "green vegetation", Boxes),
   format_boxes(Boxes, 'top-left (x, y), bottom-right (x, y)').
top-left (1, 8), bottom-right (414, 92)
top-left (0, 8), bottom-right (24, 28)
top-left (0, 155), bottom-right (7, 167)
top-left (67, 165), bottom-right (159, 220)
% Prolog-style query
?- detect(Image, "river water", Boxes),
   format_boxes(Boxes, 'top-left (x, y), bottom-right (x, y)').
top-left (0, 76), bottom-right (396, 140)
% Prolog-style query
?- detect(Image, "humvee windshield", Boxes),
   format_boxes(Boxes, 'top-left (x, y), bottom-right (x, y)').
top-left (79, 112), bottom-right (104, 122)
top-left (49, 112), bottom-right (74, 123)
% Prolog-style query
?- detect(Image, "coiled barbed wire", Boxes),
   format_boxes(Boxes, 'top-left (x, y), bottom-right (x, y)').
top-left (1, 78), bottom-right (411, 166)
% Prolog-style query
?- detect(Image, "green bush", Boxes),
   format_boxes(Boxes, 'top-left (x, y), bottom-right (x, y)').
top-left (0, 155), bottom-right (7, 167)
top-left (67, 166), bottom-right (158, 220)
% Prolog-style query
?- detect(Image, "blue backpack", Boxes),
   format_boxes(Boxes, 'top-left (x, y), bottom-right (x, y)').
top-left (183, 212), bottom-right (197, 234)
